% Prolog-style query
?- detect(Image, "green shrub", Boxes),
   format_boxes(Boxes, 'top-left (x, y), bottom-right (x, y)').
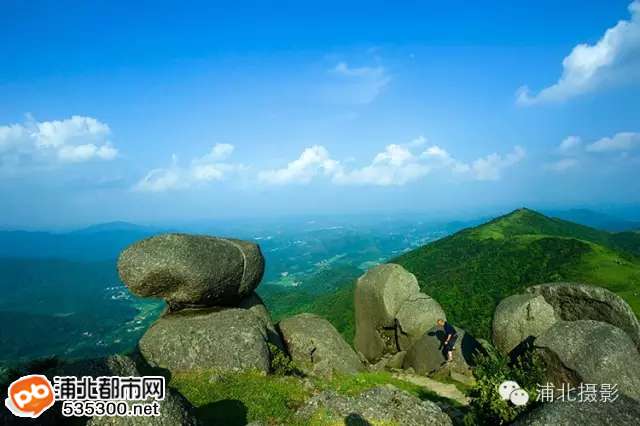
top-left (269, 343), bottom-right (301, 376)
top-left (463, 351), bottom-right (544, 425)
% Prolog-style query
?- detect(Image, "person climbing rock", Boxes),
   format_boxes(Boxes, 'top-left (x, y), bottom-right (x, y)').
top-left (436, 319), bottom-right (458, 363)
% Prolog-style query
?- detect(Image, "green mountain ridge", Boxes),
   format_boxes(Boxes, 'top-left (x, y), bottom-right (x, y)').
top-left (290, 208), bottom-right (640, 342)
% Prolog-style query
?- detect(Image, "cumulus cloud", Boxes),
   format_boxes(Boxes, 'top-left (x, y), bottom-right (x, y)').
top-left (333, 144), bottom-right (429, 186)
top-left (259, 139), bottom-right (525, 186)
top-left (258, 145), bottom-right (340, 185)
top-left (467, 147), bottom-right (526, 181)
top-left (134, 144), bottom-right (244, 192)
top-left (517, 1), bottom-right (640, 105)
top-left (548, 131), bottom-right (640, 172)
top-left (323, 62), bottom-right (391, 104)
top-left (0, 115), bottom-right (118, 172)
top-left (586, 131), bottom-right (640, 152)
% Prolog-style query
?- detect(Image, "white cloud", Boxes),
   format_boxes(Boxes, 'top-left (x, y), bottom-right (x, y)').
top-left (325, 62), bottom-right (391, 104)
top-left (259, 139), bottom-right (525, 187)
top-left (546, 158), bottom-right (579, 172)
top-left (557, 136), bottom-right (582, 154)
top-left (0, 115), bottom-right (118, 172)
top-left (469, 147), bottom-right (526, 181)
top-left (258, 145), bottom-right (340, 185)
top-left (586, 131), bottom-right (640, 152)
top-left (517, 1), bottom-right (640, 105)
top-left (134, 144), bottom-right (244, 192)
top-left (333, 144), bottom-right (429, 186)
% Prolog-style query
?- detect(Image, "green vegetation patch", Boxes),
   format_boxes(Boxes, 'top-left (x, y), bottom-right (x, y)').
top-left (170, 369), bottom-right (311, 426)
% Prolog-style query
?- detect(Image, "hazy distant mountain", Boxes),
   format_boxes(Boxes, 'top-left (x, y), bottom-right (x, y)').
top-left (71, 221), bottom-right (160, 235)
top-left (544, 208), bottom-right (640, 232)
top-left (0, 227), bottom-right (159, 261)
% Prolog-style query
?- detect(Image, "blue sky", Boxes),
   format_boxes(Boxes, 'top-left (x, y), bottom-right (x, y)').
top-left (1, 0), bottom-right (639, 228)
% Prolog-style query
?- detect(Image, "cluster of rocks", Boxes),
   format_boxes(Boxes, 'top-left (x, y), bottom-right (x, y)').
top-left (118, 233), bottom-right (368, 380)
top-left (115, 234), bottom-right (457, 425)
top-left (492, 283), bottom-right (640, 402)
top-left (118, 234), bottom-right (279, 375)
top-left (354, 263), bottom-right (482, 379)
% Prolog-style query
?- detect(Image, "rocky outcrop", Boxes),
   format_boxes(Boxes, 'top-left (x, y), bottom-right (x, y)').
top-left (278, 313), bottom-right (363, 377)
top-left (535, 320), bottom-right (640, 400)
top-left (527, 283), bottom-right (640, 350)
top-left (22, 355), bottom-right (201, 426)
top-left (68, 356), bottom-right (201, 426)
top-left (238, 292), bottom-right (285, 351)
top-left (297, 385), bottom-right (452, 426)
top-left (403, 326), bottom-right (483, 376)
top-left (513, 393), bottom-right (640, 426)
top-left (354, 263), bottom-right (445, 362)
top-left (139, 307), bottom-right (271, 374)
top-left (492, 293), bottom-right (557, 356)
top-left (118, 233), bottom-right (264, 310)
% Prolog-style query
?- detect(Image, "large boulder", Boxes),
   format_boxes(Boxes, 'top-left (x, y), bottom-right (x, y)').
top-left (118, 233), bottom-right (265, 310)
top-left (403, 326), bottom-right (483, 376)
top-left (278, 313), bottom-right (364, 377)
top-left (492, 293), bottom-right (557, 356)
top-left (86, 389), bottom-right (200, 426)
top-left (297, 385), bottom-right (452, 426)
top-left (354, 264), bottom-right (445, 362)
top-left (1, 355), bottom-right (201, 426)
top-left (535, 320), bottom-right (640, 400)
top-left (527, 283), bottom-right (640, 350)
top-left (139, 307), bottom-right (271, 374)
top-left (238, 292), bottom-right (285, 351)
top-left (513, 393), bottom-right (640, 426)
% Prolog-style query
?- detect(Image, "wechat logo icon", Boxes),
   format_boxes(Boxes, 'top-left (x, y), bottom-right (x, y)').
top-left (498, 380), bottom-right (529, 406)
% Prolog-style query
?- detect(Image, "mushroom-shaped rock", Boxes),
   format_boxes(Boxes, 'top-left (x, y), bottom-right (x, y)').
top-left (118, 233), bottom-right (265, 310)
top-left (527, 283), bottom-right (640, 350)
top-left (278, 313), bottom-right (364, 377)
top-left (492, 293), bottom-right (557, 356)
top-left (297, 385), bottom-right (452, 426)
top-left (535, 320), bottom-right (640, 400)
top-left (139, 307), bottom-right (271, 374)
top-left (403, 326), bottom-right (483, 376)
top-left (354, 263), bottom-right (445, 362)
top-left (513, 393), bottom-right (640, 426)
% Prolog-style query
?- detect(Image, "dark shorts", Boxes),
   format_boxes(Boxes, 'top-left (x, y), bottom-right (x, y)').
top-left (445, 335), bottom-right (458, 351)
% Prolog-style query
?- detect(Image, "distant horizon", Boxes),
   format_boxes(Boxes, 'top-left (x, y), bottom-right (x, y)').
top-left (3, 203), bottom-right (640, 233)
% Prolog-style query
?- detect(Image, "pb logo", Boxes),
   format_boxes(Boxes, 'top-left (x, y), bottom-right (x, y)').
top-left (4, 375), bottom-right (55, 418)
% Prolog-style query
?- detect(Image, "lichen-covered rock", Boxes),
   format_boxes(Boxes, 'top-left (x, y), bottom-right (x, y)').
top-left (527, 283), bottom-right (640, 350)
top-left (492, 293), bottom-right (557, 356)
top-left (278, 313), bottom-right (363, 377)
top-left (535, 320), bottom-right (640, 400)
top-left (118, 233), bottom-right (264, 310)
top-left (297, 385), bottom-right (452, 426)
top-left (354, 263), bottom-right (445, 362)
top-left (238, 292), bottom-right (285, 351)
top-left (403, 326), bottom-right (483, 376)
top-left (139, 307), bottom-right (270, 374)
top-left (513, 393), bottom-right (640, 426)
top-left (396, 293), bottom-right (447, 349)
